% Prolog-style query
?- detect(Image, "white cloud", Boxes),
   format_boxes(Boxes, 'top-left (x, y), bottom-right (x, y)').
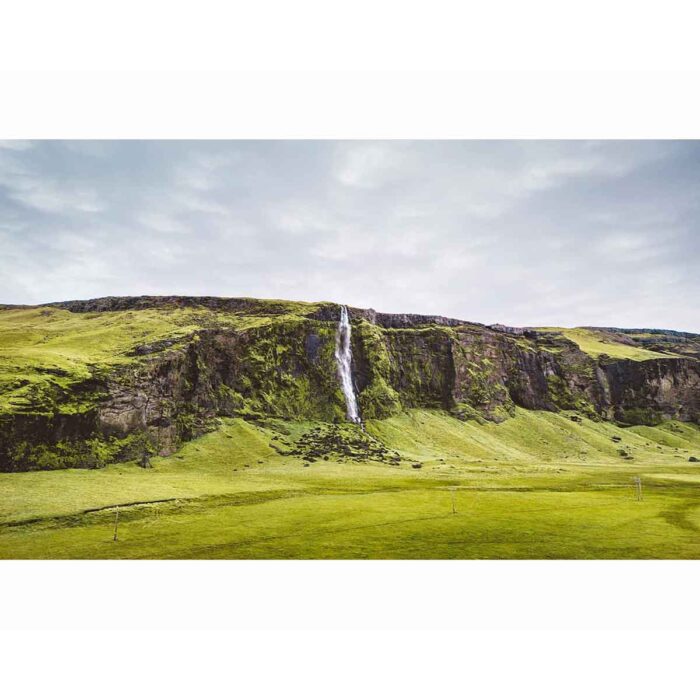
top-left (0, 140), bottom-right (35, 151)
top-left (269, 203), bottom-right (331, 235)
top-left (333, 142), bottom-right (408, 188)
top-left (9, 181), bottom-right (104, 214)
top-left (0, 140), bottom-right (697, 332)
top-left (136, 211), bottom-right (189, 234)
top-left (0, 151), bottom-right (104, 214)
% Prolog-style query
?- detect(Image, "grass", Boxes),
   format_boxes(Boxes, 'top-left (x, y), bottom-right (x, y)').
top-left (0, 304), bottom-right (315, 413)
top-left (1, 408), bottom-right (699, 559)
top-left (536, 327), bottom-right (675, 360)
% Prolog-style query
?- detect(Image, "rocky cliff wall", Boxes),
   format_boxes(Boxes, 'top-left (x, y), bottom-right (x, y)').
top-left (1, 299), bottom-right (698, 471)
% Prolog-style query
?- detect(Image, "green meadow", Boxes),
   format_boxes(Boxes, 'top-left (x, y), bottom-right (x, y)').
top-left (535, 327), bottom-right (675, 360)
top-left (2, 408), bottom-right (699, 559)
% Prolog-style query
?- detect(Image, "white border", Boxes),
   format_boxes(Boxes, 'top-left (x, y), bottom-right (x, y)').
top-left (3, 561), bottom-right (700, 631)
top-left (2, 1), bottom-right (700, 74)
top-left (2, 3), bottom-right (700, 688)
top-left (1, 70), bottom-right (700, 139)
top-left (2, 627), bottom-right (697, 700)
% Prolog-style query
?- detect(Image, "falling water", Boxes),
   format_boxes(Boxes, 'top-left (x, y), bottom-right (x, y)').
top-left (335, 305), bottom-right (361, 423)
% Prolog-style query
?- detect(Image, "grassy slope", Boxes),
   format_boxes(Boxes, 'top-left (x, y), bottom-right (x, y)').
top-left (0, 304), bottom-right (316, 413)
top-left (537, 327), bottom-right (674, 360)
top-left (2, 409), bottom-right (699, 559)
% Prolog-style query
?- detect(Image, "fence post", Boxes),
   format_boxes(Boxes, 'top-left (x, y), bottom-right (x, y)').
top-left (634, 477), bottom-right (643, 502)
top-left (113, 506), bottom-right (120, 541)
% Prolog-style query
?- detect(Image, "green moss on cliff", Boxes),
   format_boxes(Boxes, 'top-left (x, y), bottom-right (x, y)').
top-left (384, 327), bottom-right (454, 408)
top-left (0, 303), bottom-right (325, 415)
top-left (354, 320), bottom-right (403, 418)
top-left (221, 319), bottom-right (347, 422)
top-left (619, 407), bottom-right (664, 426)
top-left (545, 373), bottom-right (597, 416)
top-left (359, 376), bottom-right (402, 419)
top-left (451, 336), bottom-right (513, 420)
top-left (4, 430), bottom-right (157, 472)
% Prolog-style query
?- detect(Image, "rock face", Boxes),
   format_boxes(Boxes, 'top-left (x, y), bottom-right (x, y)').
top-left (600, 357), bottom-right (700, 424)
top-left (1, 296), bottom-right (698, 471)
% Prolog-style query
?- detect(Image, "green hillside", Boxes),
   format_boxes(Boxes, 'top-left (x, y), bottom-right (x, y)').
top-left (0, 301), bottom-right (318, 414)
top-left (535, 327), bottom-right (676, 360)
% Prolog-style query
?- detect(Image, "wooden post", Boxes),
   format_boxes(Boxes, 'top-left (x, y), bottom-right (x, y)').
top-left (113, 506), bottom-right (120, 541)
top-left (450, 487), bottom-right (457, 515)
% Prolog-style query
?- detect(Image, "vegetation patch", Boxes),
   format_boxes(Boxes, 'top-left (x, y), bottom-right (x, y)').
top-left (286, 423), bottom-right (402, 465)
top-left (536, 327), bottom-right (676, 361)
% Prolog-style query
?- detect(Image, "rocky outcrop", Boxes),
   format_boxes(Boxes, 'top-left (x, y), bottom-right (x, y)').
top-left (47, 295), bottom-right (289, 314)
top-left (0, 410), bottom-right (100, 472)
top-left (601, 357), bottom-right (700, 424)
top-left (351, 320), bottom-right (699, 424)
top-left (93, 319), bottom-right (345, 451)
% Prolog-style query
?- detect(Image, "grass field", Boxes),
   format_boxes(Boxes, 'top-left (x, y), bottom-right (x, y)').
top-left (536, 327), bottom-right (675, 360)
top-left (1, 408), bottom-right (699, 559)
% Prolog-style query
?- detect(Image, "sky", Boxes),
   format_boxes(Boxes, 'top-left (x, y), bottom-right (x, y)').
top-left (0, 139), bottom-right (698, 331)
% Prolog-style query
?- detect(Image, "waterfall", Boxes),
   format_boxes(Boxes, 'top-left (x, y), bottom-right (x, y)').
top-left (335, 305), bottom-right (361, 423)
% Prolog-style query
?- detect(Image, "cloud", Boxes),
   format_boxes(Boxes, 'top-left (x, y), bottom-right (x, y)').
top-left (0, 140), bottom-right (35, 151)
top-left (0, 140), bottom-right (698, 332)
top-left (9, 181), bottom-right (104, 214)
top-left (136, 211), bottom-right (189, 234)
top-left (0, 148), bottom-right (104, 214)
top-left (333, 142), bottom-right (408, 188)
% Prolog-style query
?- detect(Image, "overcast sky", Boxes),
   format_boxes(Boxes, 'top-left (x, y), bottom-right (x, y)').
top-left (0, 140), bottom-right (698, 331)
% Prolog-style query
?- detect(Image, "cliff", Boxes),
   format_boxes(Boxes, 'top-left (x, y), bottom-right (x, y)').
top-left (0, 296), bottom-right (698, 471)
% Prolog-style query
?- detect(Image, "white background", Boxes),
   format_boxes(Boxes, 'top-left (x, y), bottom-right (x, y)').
top-left (2, 0), bottom-right (700, 697)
